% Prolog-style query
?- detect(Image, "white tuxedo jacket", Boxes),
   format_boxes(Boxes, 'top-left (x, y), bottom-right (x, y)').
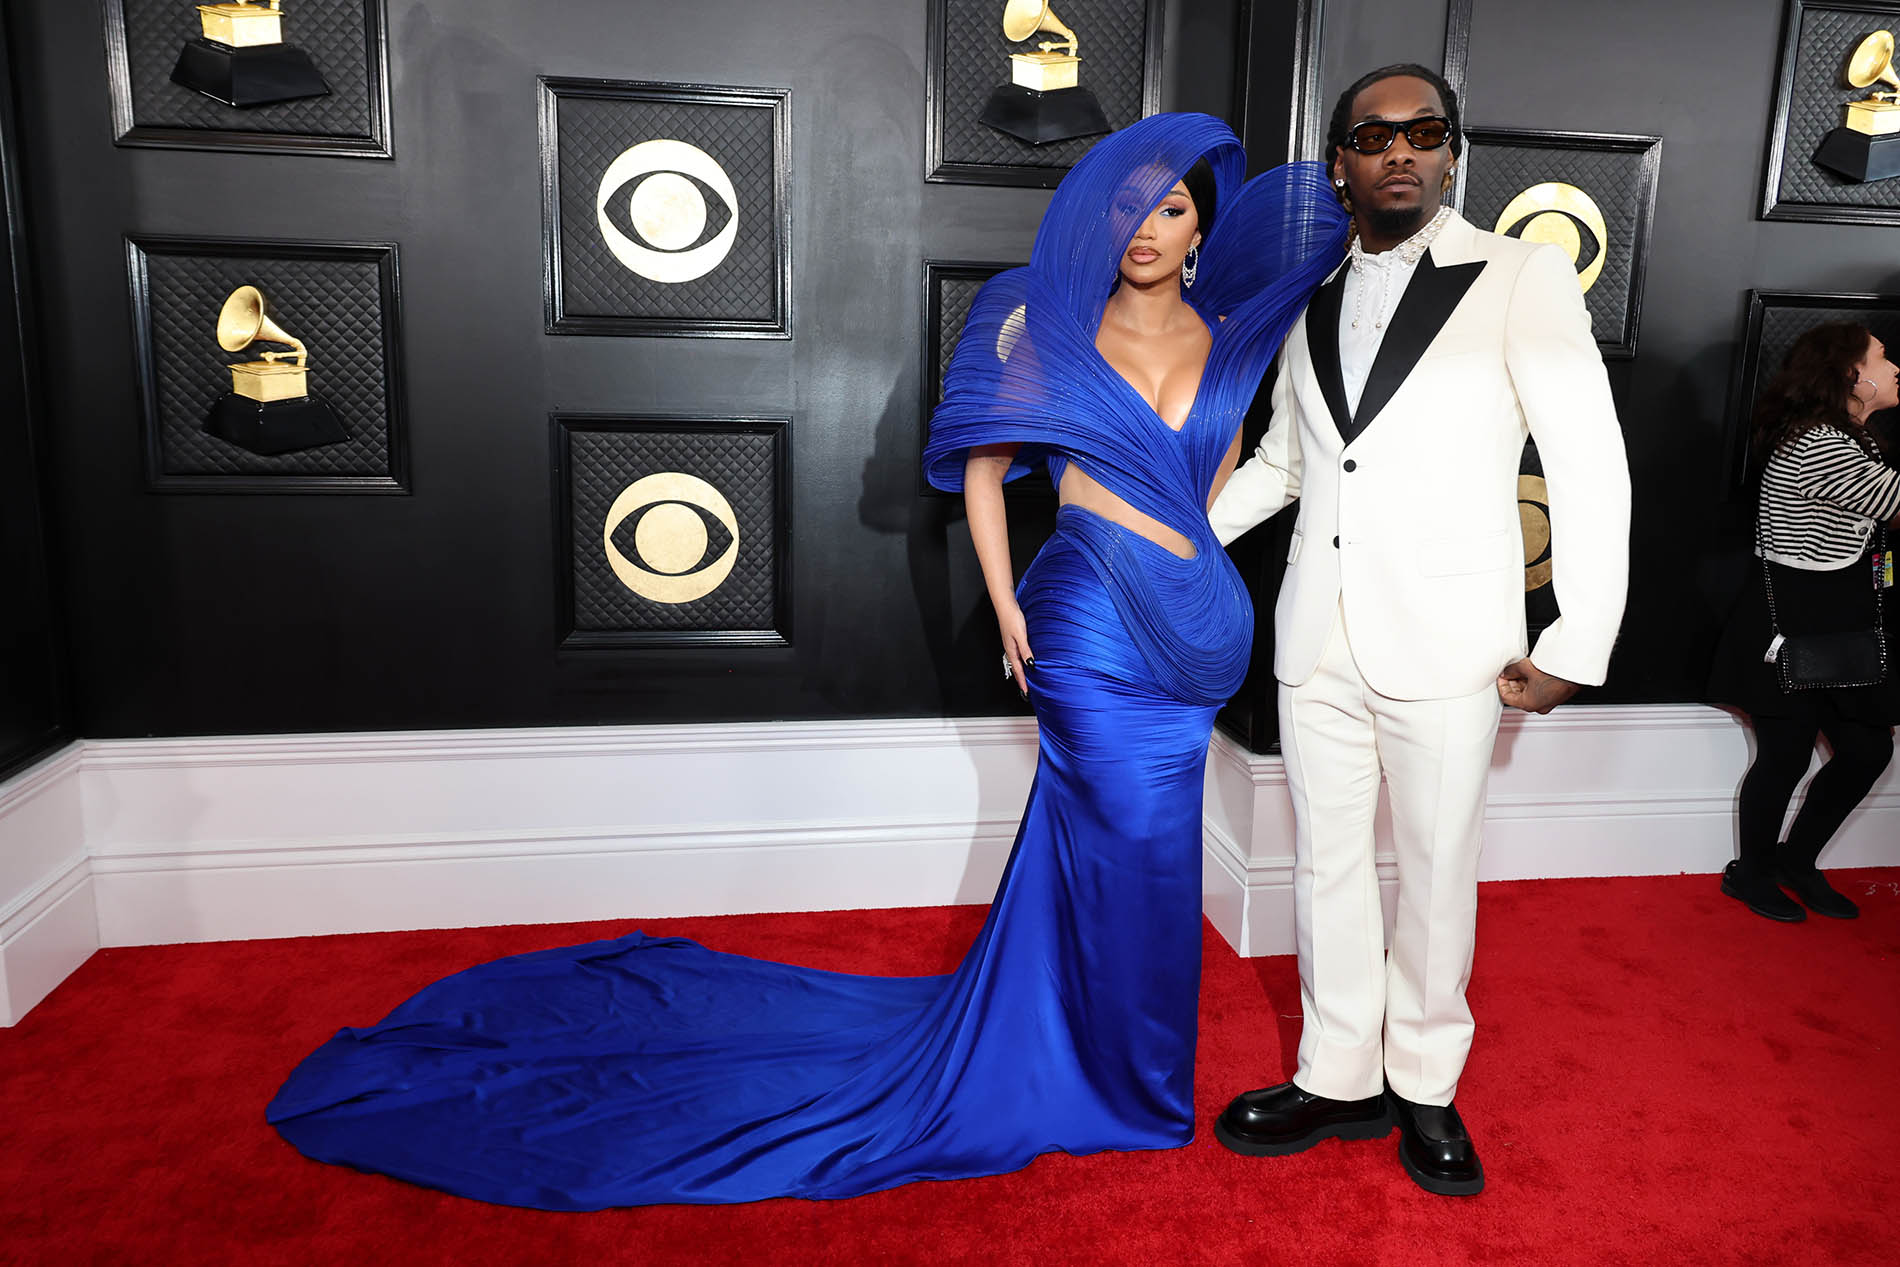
top-left (1209, 213), bottom-right (1630, 701)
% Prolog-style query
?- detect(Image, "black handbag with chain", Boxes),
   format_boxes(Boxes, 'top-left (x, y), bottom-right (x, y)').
top-left (1756, 466), bottom-right (1888, 692)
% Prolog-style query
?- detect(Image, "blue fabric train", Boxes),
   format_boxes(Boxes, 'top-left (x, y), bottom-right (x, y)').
top-left (266, 113), bottom-right (1346, 1210)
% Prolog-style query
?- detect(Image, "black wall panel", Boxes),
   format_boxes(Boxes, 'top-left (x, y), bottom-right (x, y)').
top-left (14, 0), bottom-right (1874, 746)
top-left (0, 5), bottom-right (69, 778)
top-left (1456, 0), bottom-right (1900, 702)
top-left (9, 0), bottom-right (1250, 739)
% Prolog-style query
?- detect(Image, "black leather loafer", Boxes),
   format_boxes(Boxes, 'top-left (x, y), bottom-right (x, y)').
top-left (1213, 1082), bottom-right (1392, 1157)
top-left (1774, 863), bottom-right (1860, 920)
top-left (1387, 1089), bottom-right (1484, 1196)
top-left (1721, 861), bottom-right (1805, 922)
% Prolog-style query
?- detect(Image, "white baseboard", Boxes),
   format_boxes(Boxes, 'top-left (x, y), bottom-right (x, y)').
top-left (88, 816), bottom-right (1026, 945)
top-left (0, 745), bottom-right (95, 1026)
top-left (2, 706), bottom-right (1895, 1024)
top-left (1198, 705), bottom-right (1900, 957)
top-left (78, 718), bottom-right (1041, 946)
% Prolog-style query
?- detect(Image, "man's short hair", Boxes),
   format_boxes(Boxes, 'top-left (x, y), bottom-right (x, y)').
top-left (1325, 63), bottom-right (1464, 166)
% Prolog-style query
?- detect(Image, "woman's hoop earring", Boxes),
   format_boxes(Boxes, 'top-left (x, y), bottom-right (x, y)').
top-left (1181, 244), bottom-right (1199, 289)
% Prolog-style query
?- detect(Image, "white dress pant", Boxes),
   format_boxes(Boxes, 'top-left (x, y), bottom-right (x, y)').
top-left (1277, 602), bottom-right (1503, 1107)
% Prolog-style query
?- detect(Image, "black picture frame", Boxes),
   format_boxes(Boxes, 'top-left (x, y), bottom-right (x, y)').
top-left (1723, 289), bottom-right (1900, 491)
top-left (103, 0), bottom-right (392, 158)
top-left (920, 258), bottom-right (1051, 498)
top-left (540, 78), bottom-right (791, 339)
top-left (1, 3), bottom-right (76, 778)
top-left (1518, 438), bottom-right (1559, 639)
top-left (925, 0), bottom-right (1164, 187)
top-left (1453, 127), bottom-right (1663, 360)
top-left (1761, 0), bottom-right (1900, 226)
top-left (1443, 0), bottom-right (1474, 110)
top-left (126, 234), bottom-right (408, 493)
top-left (550, 413), bottom-right (792, 649)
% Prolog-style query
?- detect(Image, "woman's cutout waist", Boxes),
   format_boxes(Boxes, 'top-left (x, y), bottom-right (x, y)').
top-left (1056, 463), bottom-right (1199, 560)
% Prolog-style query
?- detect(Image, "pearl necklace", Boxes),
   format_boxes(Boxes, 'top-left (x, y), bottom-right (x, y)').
top-left (1348, 205), bottom-right (1454, 331)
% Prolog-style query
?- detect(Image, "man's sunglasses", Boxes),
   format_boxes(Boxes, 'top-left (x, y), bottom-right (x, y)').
top-left (1345, 115), bottom-right (1454, 155)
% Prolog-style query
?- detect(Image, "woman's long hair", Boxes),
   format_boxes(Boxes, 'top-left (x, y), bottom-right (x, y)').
top-left (1750, 321), bottom-right (1877, 464)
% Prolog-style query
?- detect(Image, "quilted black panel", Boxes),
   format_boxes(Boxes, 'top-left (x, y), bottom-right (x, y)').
top-left (936, 0), bottom-right (1152, 173)
top-left (566, 424), bottom-right (783, 635)
top-left (934, 273), bottom-right (993, 405)
top-left (113, 0), bottom-right (377, 139)
top-left (1460, 136), bottom-right (1658, 350)
top-left (552, 87), bottom-right (783, 327)
top-left (1773, 3), bottom-right (1900, 211)
top-left (135, 243), bottom-right (396, 480)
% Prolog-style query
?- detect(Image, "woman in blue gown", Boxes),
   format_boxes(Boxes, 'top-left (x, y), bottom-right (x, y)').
top-left (266, 113), bottom-right (1346, 1210)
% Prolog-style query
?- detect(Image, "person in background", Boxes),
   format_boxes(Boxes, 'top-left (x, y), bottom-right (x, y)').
top-left (1710, 322), bottom-right (1900, 921)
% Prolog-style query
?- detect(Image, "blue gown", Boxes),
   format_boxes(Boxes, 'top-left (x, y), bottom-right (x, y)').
top-left (266, 114), bottom-right (1346, 1211)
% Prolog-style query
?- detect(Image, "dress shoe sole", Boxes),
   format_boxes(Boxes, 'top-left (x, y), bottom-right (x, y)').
top-left (1720, 873), bottom-right (1805, 922)
top-left (1213, 1106), bottom-right (1393, 1158)
top-left (1398, 1145), bottom-right (1485, 1196)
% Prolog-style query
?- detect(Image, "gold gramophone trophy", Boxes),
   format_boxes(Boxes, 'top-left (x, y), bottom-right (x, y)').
top-left (977, 0), bottom-right (1111, 145)
top-left (203, 285), bottom-right (347, 455)
top-left (1815, 30), bottom-right (1900, 182)
top-left (170, 1), bottom-right (330, 108)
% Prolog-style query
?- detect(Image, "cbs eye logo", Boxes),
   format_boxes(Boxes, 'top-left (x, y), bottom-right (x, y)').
top-left (1494, 182), bottom-right (1608, 295)
top-left (596, 139), bottom-right (739, 284)
top-left (1518, 474), bottom-right (1552, 593)
top-left (603, 472), bottom-right (740, 603)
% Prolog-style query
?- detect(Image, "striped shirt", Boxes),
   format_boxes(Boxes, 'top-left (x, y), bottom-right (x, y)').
top-left (1757, 425), bottom-right (1900, 570)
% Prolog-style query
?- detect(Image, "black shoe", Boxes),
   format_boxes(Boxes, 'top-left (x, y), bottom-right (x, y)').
top-left (1774, 858), bottom-right (1861, 919)
top-left (1721, 861), bottom-right (1805, 922)
top-left (1387, 1088), bottom-right (1484, 1196)
top-left (1213, 1082), bottom-right (1393, 1157)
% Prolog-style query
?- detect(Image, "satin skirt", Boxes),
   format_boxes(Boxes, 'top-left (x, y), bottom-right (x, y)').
top-left (267, 521), bottom-right (1220, 1210)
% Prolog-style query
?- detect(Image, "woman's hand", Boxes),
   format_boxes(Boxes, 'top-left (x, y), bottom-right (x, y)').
top-left (996, 596), bottom-right (1034, 698)
top-left (964, 444), bottom-right (1033, 698)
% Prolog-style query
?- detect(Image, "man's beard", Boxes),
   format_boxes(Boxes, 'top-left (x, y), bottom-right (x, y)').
top-left (1363, 200), bottom-right (1436, 241)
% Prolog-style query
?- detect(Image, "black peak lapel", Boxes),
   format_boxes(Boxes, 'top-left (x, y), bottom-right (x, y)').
top-left (1345, 253), bottom-right (1486, 446)
top-left (1304, 268), bottom-right (1352, 442)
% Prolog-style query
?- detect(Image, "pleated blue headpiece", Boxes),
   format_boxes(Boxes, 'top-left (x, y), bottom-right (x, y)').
top-left (923, 112), bottom-right (1348, 513)
top-left (921, 112), bottom-right (1348, 704)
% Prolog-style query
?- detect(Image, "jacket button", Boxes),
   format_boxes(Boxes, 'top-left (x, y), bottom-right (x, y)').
top-left (1343, 459), bottom-right (1358, 472)
top-left (1333, 535), bottom-right (1340, 548)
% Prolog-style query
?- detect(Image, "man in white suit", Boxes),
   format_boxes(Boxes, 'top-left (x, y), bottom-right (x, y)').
top-left (1207, 64), bottom-right (1630, 1195)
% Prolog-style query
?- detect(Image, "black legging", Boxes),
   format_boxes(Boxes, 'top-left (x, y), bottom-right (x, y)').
top-left (1738, 705), bottom-right (1894, 872)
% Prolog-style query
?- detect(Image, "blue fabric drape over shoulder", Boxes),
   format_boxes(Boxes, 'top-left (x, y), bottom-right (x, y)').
top-left (266, 113), bottom-right (1346, 1214)
top-left (923, 113), bottom-right (1346, 704)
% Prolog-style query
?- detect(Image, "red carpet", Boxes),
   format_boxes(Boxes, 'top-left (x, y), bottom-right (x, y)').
top-left (3, 871), bottom-right (1897, 1265)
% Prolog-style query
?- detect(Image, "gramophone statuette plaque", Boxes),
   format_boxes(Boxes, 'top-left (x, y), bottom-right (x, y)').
top-left (1815, 30), bottom-right (1900, 183)
top-left (170, 1), bottom-right (331, 108)
top-left (977, 1), bottom-right (1110, 145)
top-left (204, 285), bottom-right (347, 455)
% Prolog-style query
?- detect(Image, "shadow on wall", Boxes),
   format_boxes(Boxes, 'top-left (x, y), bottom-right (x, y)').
top-left (856, 378), bottom-right (1050, 716)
